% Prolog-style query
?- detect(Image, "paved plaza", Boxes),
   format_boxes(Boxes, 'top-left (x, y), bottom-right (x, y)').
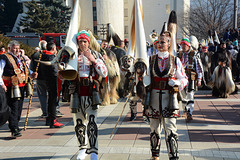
top-left (0, 87), bottom-right (240, 160)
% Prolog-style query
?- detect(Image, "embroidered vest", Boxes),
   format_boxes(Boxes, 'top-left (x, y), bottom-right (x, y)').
top-left (178, 50), bottom-right (198, 80)
top-left (150, 54), bottom-right (177, 90)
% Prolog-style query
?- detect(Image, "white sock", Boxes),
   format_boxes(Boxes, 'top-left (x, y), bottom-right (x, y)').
top-left (77, 149), bottom-right (87, 160)
top-left (90, 153), bottom-right (98, 160)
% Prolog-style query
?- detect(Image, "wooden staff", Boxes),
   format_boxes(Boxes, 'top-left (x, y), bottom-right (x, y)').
top-left (24, 52), bottom-right (42, 131)
top-left (110, 82), bottom-right (135, 138)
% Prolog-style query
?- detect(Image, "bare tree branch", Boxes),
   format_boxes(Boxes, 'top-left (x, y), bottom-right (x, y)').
top-left (178, 0), bottom-right (233, 40)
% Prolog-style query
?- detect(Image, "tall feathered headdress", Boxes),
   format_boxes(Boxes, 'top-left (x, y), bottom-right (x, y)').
top-left (127, 0), bottom-right (148, 68)
top-left (106, 23), bottom-right (122, 46)
top-left (214, 31), bottom-right (220, 45)
top-left (160, 22), bottom-right (168, 35)
top-left (55, 0), bottom-right (81, 80)
top-left (166, 10), bottom-right (177, 56)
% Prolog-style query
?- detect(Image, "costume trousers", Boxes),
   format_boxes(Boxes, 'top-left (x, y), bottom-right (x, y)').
top-left (129, 94), bottom-right (139, 114)
top-left (185, 90), bottom-right (194, 114)
top-left (149, 89), bottom-right (179, 158)
top-left (150, 117), bottom-right (178, 157)
top-left (36, 79), bottom-right (48, 115)
top-left (6, 86), bottom-right (25, 131)
top-left (73, 100), bottom-right (98, 155)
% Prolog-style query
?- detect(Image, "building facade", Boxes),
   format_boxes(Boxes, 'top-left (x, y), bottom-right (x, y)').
top-left (13, 0), bottom-right (189, 42)
top-left (124, 0), bottom-right (190, 43)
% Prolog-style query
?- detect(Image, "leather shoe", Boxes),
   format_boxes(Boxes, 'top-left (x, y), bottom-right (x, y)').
top-left (151, 157), bottom-right (159, 160)
top-left (11, 129), bottom-right (22, 138)
top-left (50, 119), bottom-right (64, 128)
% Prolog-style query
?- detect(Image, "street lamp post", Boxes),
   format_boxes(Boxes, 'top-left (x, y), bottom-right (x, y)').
top-left (174, 0), bottom-right (177, 11)
top-left (234, 0), bottom-right (238, 29)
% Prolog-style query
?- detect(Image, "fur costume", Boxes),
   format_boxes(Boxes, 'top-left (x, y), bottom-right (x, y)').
top-left (106, 23), bottom-right (127, 99)
top-left (88, 30), bottom-right (120, 105)
top-left (119, 55), bottom-right (135, 97)
top-left (211, 65), bottom-right (235, 98)
top-left (122, 0), bottom-right (151, 122)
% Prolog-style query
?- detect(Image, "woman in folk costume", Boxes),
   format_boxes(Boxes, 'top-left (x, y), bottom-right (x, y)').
top-left (144, 30), bottom-right (188, 159)
top-left (71, 30), bottom-right (108, 160)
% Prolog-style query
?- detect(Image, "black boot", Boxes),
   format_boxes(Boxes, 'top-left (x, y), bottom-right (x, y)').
top-left (130, 109), bottom-right (136, 121)
top-left (11, 129), bottom-right (22, 138)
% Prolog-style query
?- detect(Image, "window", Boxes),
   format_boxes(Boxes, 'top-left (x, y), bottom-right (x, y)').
top-left (55, 37), bottom-right (60, 47)
top-left (45, 36), bottom-right (54, 43)
top-left (124, 8), bottom-right (128, 17)
top-left (124, 26), bottom-right (128, 34)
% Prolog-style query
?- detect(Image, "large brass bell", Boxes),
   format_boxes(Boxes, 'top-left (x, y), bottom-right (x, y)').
top-left (11, 85), bottom-right (21, 99)
top-left (70, 93), bottom-right (79, 113)
top-left (168, 92), bottom-right (179, 110)
top-left (188, 80), bottom-right (195, 91)
top-left (168, 86), bottom-right (179, 111)
top-left (92, 90), bottom-right (101, 110)
top-left (26, 82), bottom-right (33, 97)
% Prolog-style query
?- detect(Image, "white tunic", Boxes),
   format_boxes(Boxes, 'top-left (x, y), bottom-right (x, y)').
top-left (78, 50), bottom-right (108, 78)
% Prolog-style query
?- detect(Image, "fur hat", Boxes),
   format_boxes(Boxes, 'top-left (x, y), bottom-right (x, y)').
top-left (189, 35), bottom-right (199, 50)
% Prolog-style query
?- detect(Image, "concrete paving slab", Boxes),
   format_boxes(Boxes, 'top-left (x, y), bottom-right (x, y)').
top-left (1, 87), bottom-right (240, 160)
top-left (191, 142), bottom-right (219, 150)
top-left (100, 153), bottom-right (129, 160)
top-left (108, 140), bottom-right (135, 147)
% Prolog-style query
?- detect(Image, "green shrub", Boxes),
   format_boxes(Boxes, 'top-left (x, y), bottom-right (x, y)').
top-left (0, 34), bottom-right (35, 57)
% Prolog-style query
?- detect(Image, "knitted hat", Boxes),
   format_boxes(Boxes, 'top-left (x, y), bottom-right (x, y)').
top-left (153, 39), bottom-right (158, 45)
top-left (180, 38), bottom-right (191, 46)
top-left (77, 30), bottom-right (90, 43)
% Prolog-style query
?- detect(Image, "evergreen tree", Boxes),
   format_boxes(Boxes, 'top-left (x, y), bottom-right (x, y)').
top-left (19, 0), bottom-right (71, 33)
top-left (41, 0), bottom-right (71, 33)
top-left (19, 1), bottom-right (55, 33)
